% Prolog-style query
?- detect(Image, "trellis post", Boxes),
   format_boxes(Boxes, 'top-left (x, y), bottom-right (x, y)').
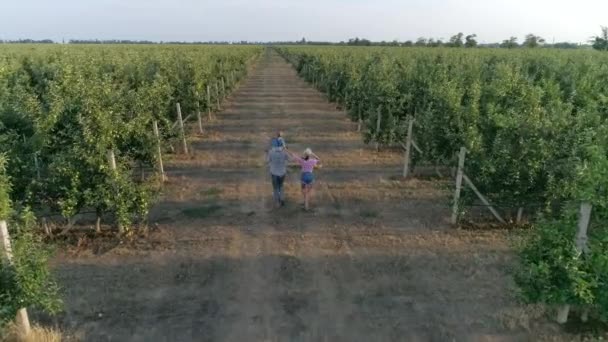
top-left (357, 105), bottom-right (362, 132)
top-left (0, 221), bottom-right (31, 336)
top-left (375, 106), bottom-right (382, 151)
top-left (558, 202), bottom-right (593, 324)
top-left (402, 118), bottom-right (415, 178)
top-left (451, 147), bottom-right (466, 225)
top-left (344, 92), bottom-right (349, 110)
top-left (207, 85), bottom-right (213, 121)
top-left (221, 77), bottom-right (226, 98)
top-left (214, 82), bottom-right (221, 110)
top-left (516, 207), bottom-right (524, 224)
top-left (152, 120), bottom-right (166, 182)
top-left (176, 103), bottom-right (189, 155)
top-left (107, 149), bottom-right (124, 233)
top-left (197, 109), bottom-right (204, 135)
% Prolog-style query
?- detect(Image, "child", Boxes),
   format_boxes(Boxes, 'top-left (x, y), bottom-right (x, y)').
top-left (288, 148), bottom-right (321, 211)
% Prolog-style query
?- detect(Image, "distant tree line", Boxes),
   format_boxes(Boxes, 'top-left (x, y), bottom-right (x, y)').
top-left (66, 39), bottom-right (265, 45)
top-left (362, 33), bottom-right (588, 49)
top-left (284, 32), bottom-right (600, 50)
top-left (0, 39), bottom-right (54, 44)
top-left (297, 28), bottom-right (607, 51)
top-left (2, 27), bottom-right (607, 50)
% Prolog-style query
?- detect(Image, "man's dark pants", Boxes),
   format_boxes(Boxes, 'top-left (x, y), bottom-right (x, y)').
top-left (271, 174), bottom-right (285, 204)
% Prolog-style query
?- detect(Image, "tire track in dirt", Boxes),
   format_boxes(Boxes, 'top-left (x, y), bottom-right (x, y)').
top-left (214, 52), bottom-right (279, 342)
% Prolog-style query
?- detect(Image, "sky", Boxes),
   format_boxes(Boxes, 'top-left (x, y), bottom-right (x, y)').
top-left (1, 0), bottom-right (607, 43)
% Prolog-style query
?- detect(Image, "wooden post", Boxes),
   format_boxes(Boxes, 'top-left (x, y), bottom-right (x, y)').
top-left (357, 106), bottom-right (362, 132)
top-left (375, 106), bottom-right (382, 151)
top-left (575, 202), bottom-right (592, 253)
top-left (152, 120), bottom-right (166, 182)
top-left (107, 149), bottom-right (124, 234)
top-left (207, 85), bottom-right (213, 121)
top-left (558, 202), bottom-right (593, 324)
top-left (332, 79), bottom-right (338, 98)
top-left (221, 77), bottom-right (226, 98)
top-left (344, 92), bottom-right (349, 110)
top-left (403, 118), bottom-right (415, 178)
top-left (1, 221), bottom-right (32, 336)
top-left (108, 150), bottom-right (125, 233)
top-left (451, 147), bottom-right (466, 225)
top-left (581, 310), bottom-right (589, 323)
top-left (197, 110), bottom-right (204, 135)
top-left (516, 207), bottom-right (524, 224)
top-left (107, 149), bottom-right (117, 171)
top-left (34, 154), bottom-right (41, 181)
top-left (176, 103), bottom-right (189, 155)
top-left (139, 161), bottom-right (145, 181)
top-left (214, 83), bottom-right (221, 110)
top-left (556, 306), bottom-right (570, 324)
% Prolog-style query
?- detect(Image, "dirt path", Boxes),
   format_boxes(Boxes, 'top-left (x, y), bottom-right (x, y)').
top-left (52, 50), bottom-right (563, 341)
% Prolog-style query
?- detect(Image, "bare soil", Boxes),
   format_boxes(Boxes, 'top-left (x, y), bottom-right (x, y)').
top-left (49, 51), bottom-right (579, 341)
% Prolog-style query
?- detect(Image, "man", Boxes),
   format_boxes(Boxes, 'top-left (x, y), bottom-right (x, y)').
top-left (266, 140), bottom-right (289, 208)
top-left (270, 131), bottom-right (286, 150)
top-left (275, 131), bottom-right (287, 149)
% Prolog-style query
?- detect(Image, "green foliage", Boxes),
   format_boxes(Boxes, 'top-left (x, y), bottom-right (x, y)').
top-left (415, 38), bottom-right (427, 47)
top-left (515, 207), bottom-right (608, 321)
top-left (515, 214), bottom-right (590, 306)
top-left (0, 45), bottom-right (262, 230)
top-left (500, 37), bottom-right (519, 49)
top-left (279, 46), bottom-right (608, 208)
top-left (592, 27), bottom-right (608, 51)
top-left (523, 34), bottom-right (545, 48)
top-left (278, 45), bottom-right (608, 321)
top-left (448, 32), bottom-right (464, 48)
top-left (0, 159), bottom-right (61, 326)
top-left (465, 34), bottom-right (478, 48)
top-left (0, 208), bottom-right (62, 326)
top-left (0, 156), bottom-right (11, 220)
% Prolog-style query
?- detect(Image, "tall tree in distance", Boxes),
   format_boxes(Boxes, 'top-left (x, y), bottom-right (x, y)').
top-left (465, 34), bottom-right (478, 48)
top-left (523, 34), bottom-right (546, 48)
top-left (415, 37), bottom-right (427, 46)
top-left (427, 38), bottom-right (445, 47)
top-left (347, 37), bottom-right (372, 46)
top-left (449, 32), bottom-right (464, 47)
top-left (500, 36), bottom-right (519, 49)
top-left (592, 26), bottom-right (608, 51)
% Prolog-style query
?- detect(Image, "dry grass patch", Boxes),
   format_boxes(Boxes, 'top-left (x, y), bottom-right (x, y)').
top-left (1, 324), bottom-right (63, 342)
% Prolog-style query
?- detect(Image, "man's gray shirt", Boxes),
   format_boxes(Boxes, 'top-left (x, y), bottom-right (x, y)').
top-left (268, 149), bottom-right (289, 176)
